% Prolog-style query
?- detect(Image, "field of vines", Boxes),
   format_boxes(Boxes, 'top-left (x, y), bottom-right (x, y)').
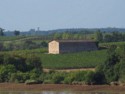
top-left (2, 48), bottom-right (107, 69)
top-left (0, 36), bottom-right (48, 42)
top-left (41, 50), bottom-right (107, 69)
top-left (0, 36), bottom-right (27, 41)
top-left (100, 42), bottom-right (125, 48)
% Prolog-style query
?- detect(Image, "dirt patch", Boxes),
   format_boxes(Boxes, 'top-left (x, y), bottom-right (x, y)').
top-left (43, 68), bottom-right (95, 72)
top-left (0, 83), bottom-right (125, 92)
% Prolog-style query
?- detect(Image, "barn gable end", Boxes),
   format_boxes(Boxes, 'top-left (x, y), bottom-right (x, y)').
top-left (48, 40), bottom-right (59, 54)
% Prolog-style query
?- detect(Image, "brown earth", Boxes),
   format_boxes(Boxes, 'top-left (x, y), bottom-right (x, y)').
top-left (0, 83), bottom-right (125, 92)
top-left (43, 68), bottom-right (95, 72)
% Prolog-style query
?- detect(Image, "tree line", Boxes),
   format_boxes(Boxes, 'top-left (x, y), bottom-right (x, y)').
top-left (0, 28), bottom-right (20, 36)
top-left (0, 40), bottom-right (47, 51)
top-left (95, 30), bottom-right (125, 42)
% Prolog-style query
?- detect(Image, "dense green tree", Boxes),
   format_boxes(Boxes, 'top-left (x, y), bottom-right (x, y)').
top-left (104, 31), bottom-right (125, 42)
top-left (85, 71), bottom-right (95, 85)
top-left (62, 32), bottom-right (70, 39)
top-left (41, 41), bottom-right (48, 47)
top-left (26, 54), bottom-right (42, 72)
top-left (104, 34), bottom-right (112, 42)
top-left (53, 32), bottom-right (61, 39)
top-left (0, 42), bottom-right (4, 51)
top-left (3, 54), bottom-right (27, 72)
top-left (95, 30), bottom-right (103, 42)
top-left (14, 30), bottom-right (20, 36)
top-left (96, 45), bottom-right (121, 83)
top-left (10, 72), bottom-right (30, 83)
top-left (0, 28), bottom-right (4, 36)
top-left (118, 60), bottom-right (125, 82)
top-left (0, 65), bottom-right (16, 82)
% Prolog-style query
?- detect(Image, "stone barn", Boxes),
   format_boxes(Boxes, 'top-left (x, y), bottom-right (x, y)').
top-left (48, 40), bottom-right (98, 54)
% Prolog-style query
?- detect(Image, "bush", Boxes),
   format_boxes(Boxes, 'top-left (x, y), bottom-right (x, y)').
top-left (0, 65), bottom-right (16, 82)
top-left (52, 73), bottom-right (65, 84)
top-left (26, 54), bottom-right (42, 71)
top-left (29, 69), bottom-right (42, 80)
top-left (3, 54), bottom-right (27, 72)
top-left (25, 80), bottom-right (42, 85)
top-left (43, 80), bottom-right (54, 84)
top-left (85, 71), bottom-right (95, 85)
top-left (73, 71), bottom-right (87, 82)
top-left (63, 73), bottom-right (75, 84)
top-left (9, 72), bottom-right (30, 83)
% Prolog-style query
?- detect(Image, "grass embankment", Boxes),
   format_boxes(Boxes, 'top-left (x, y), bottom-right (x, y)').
top-left (2, 48), bottom-right (107, 69)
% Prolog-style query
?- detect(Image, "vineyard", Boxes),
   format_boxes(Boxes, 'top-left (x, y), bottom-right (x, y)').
top-left (1, 48), bottom-right (107, 69)
top-left (100, 42), bottom-right (125, 47)
top-left (41, 50), bottom-right (107, 69)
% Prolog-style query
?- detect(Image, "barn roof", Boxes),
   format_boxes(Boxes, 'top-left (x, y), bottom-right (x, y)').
top-left (51, 40), bottom-right (97, 43)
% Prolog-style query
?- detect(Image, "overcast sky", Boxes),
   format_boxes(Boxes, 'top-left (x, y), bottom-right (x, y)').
top-left (0, 0), bottom-right (125, 31)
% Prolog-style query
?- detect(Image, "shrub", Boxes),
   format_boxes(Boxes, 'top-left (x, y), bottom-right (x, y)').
top-left (85, 71), bottom-right (95, 85)
top-left (28, 68), bottom-right (42, 81)
top-left (26, 54), bottom-right (42, 71)
top-left (52, 73), bottom-right (65, 84)
top-left (0, 65), bottom-right (16, 82)
top-left (73, 71), bottom-right (87, 82)
top-left (43, 80), bottom-right (54, 84)
top-left (25, 80), bottom-right (42, 85)
top-left (63, 73), bottom-right (75, 84)
top-left (9, 72), bottom-right (30, 83)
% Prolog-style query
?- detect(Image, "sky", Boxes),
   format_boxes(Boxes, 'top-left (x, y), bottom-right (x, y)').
top-left (0, 0), bottom-right (125, 31)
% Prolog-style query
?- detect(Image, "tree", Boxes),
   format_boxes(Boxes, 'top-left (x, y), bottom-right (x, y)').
top-left (95, 30), bottom-right (103, 42)
top-left (0, 28), bottom-right (4, 36)
top-left (104, 34), bottom-right (112, 42)
top-left (14, 30), bottom-right (20, 36)
top-left (62, 32), bottom-right (70, 39)
top-left (41, 41), bottom-right (48, 47)
top-left (26, 54), bottom-right (42, 72)
top-left (0, 65), bottom-right (16, 82)
top-left (118, 60), bottom-right (125, 82)
top-left (96, 45), bottom-right (120, 83)
top-left (0, 42), bottom-right (4, 51)
top-left (53, 32), bottom-right (61, 39)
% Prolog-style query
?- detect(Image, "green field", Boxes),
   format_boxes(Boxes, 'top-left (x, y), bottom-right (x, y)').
top-left (2, 48), bottom-right (107, 69)
top-left (41, 50), bottom-right (107, 69)
top-left (100, 42), bottom-right (125, 47)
